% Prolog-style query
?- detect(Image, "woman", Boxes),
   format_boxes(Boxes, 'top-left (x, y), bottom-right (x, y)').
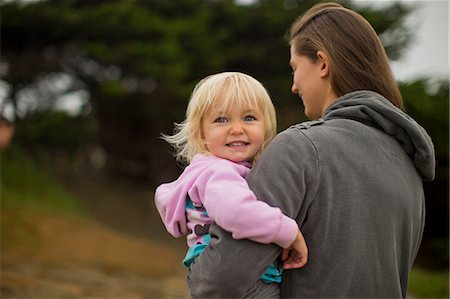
top-left (187, 3), bottom-right (435, 298)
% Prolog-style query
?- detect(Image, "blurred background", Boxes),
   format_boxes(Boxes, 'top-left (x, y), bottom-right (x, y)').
top-left (0, 0), bottom-right (448, 298)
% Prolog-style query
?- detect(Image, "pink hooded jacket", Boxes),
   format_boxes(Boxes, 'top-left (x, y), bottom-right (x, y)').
top-left (155, 154), bottom-right (298, 249)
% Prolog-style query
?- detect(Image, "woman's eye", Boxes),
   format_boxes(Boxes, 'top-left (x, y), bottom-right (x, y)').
top-left (214, 117), bottom-right (228, 123)
top-left (244, 115), bottom-right (257, 121)
top-left (291, 67), bottom-right (297, 76)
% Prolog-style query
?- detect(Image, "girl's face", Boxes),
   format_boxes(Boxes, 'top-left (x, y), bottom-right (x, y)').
top-left (201, 100), bottom-right (265, 163)
top-left (290, 45), bottom-right (335, 119)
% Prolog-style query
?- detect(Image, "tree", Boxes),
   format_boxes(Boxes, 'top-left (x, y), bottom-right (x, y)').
top-left (2, 0), bottom-right (447, 269)
top-left (1, 0), bottom-right (414, 185)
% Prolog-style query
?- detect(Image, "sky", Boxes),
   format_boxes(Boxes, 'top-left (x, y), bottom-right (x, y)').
top-left (353, 0), bottom-right (449, 82)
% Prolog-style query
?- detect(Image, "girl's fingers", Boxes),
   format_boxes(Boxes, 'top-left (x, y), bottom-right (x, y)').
top-left (282, 248), bottom-right (290, 261)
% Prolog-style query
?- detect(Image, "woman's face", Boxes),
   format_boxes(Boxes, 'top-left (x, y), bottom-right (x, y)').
top-left (289, 45), bottom-right (335, 119)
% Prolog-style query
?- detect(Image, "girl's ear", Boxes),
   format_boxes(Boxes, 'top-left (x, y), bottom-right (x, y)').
top-left (316, 50), bottom-right (330, 78)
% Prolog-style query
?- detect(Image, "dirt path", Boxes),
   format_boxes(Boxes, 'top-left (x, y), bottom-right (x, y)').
top-left (2, 255), bottom-right (189, 299)
top-left (1, 176), bottom-right (190, 299)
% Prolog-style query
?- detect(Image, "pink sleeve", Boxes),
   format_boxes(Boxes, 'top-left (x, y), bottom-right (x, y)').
top-left (154, 181), bottom-right (190, 238)
top-left (188, 161), bottom-right (298, 248)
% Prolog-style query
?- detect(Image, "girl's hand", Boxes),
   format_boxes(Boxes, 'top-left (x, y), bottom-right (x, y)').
top-left (282, 229), bottom-right (308, 269)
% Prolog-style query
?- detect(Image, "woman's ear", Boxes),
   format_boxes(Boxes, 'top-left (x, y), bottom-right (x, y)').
top-left (316, 50), bottom-right (330, 77)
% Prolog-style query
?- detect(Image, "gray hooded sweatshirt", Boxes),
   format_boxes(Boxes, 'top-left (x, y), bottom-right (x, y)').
top-left (187, 91), bottom-right (435, 299)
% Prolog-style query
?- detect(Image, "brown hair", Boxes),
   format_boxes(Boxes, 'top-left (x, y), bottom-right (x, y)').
top-left (289, 2), bottom-right (404, 110)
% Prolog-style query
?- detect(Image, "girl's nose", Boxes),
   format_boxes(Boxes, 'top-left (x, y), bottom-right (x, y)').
top-left (230, 122), bottom-right (244, 134)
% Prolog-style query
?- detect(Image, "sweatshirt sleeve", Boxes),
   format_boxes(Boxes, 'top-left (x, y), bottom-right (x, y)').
top-left (154, 181), bottom-right (190, 238)
top-left (188, 160), bottom-right (298, 249)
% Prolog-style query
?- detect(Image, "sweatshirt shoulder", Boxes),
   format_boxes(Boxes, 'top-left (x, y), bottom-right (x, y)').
top-left (265, 121), bottom-right (322, 162)
top-left (282, 117), bottom-right (355, 143)
top-left (276, 119), bottom-right (325, 145)
top-left (290, 119), bottom-right (325, 130)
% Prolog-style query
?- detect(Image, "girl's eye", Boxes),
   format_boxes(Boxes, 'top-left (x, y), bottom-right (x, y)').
top-left (244, 115), bottom-right (257, 121)
top-left (213, 117), bottom-right (228, 123)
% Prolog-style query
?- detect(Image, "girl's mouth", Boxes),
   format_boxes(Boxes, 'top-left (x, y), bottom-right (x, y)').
top-left (226, 141), bottom-right (249, 147)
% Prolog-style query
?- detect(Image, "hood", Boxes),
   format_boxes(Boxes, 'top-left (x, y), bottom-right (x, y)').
top-left (154, 154), bottom-right (250, 238)
top-left (323, 91), bottom-right (435, 180)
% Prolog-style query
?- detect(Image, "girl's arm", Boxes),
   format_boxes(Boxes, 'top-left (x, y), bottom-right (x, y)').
top-left (188, 158), bottom-right (298, 249)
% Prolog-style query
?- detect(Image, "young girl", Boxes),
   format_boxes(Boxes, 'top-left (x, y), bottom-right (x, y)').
top-left (155, 72), bottom-right (308, 295)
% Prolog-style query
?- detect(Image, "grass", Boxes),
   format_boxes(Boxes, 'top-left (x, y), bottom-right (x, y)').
top-left (1, 148), bottom-right (85, 215)
top-left (409, 268), bottom-right (449, 299)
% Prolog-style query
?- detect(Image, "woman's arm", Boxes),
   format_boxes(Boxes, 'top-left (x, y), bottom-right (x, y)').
top-left (188, 223), bottom-right (280, 298)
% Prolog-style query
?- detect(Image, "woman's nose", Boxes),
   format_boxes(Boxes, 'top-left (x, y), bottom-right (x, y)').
top-left (291, 82), bottom-right (299, 94)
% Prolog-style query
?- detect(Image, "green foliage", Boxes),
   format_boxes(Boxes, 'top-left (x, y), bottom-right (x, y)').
top-left (100, 81), bottom-right (127, 98)
top-left (399, 79), bottom-right (449, 270)
top-left (1, 147), bottom-right (85, 215)
top-left (409, 268), bottom-right (449, 299)
top-left (401, 79), bottom-right (449, 178)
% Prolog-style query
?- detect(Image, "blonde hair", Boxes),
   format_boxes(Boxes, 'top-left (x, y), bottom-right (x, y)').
top-left (289, 2), bottom-right (404, 110)
top-left (162, 72), bottom-right (277, 164)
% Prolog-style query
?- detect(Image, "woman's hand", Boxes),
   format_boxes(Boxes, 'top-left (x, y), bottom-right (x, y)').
top-left (282, 228), bottom-right (308, 269)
